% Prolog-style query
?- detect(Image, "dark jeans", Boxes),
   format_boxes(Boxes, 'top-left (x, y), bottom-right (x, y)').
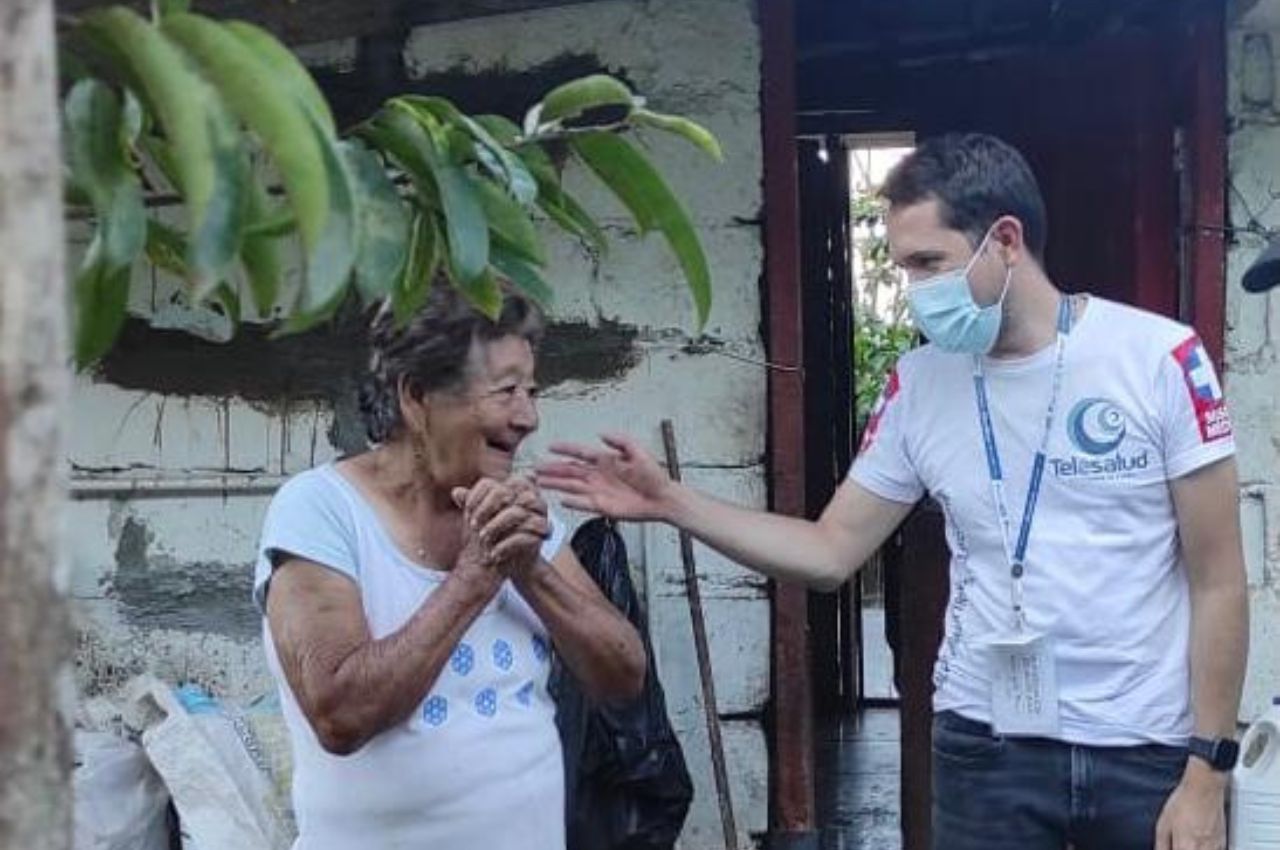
top-left (932, 711), bottom-right (1188, 850)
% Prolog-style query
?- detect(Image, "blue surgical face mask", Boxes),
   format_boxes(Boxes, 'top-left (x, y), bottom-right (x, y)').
top-left (906, 232), bottom-right (1011, 354)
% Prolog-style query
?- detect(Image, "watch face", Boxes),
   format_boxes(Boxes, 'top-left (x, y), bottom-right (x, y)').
top-left (1217, 739), bottom-right (1241, 770)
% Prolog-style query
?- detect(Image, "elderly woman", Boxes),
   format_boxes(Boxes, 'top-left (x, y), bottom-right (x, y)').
top-left (252, 283), bottom-right (647, 850)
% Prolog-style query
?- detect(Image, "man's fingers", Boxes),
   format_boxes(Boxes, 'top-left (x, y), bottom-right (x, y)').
top-left (535, 475), bottom-right (593, 496)
top-left (546, 442), bottom-right (605, 464)
top-left (535, 461), bottom-right (590, 480)
top-left (600, 432), bottom-right (639, 458)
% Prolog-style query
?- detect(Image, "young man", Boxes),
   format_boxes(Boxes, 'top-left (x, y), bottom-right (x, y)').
top-left (538, 133), bottom-right (1248, 850)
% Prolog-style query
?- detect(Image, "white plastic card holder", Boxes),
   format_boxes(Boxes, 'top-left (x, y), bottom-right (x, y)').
top-left (985, 631), bottom-right (1060, 737)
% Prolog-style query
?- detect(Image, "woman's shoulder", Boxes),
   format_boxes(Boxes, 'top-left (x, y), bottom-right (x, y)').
top-left (257, 463), bottom-right (363, 598)
top-left (266, 463), bottom-right (357, 528)
top-left (273, 463), bottom-right (340, 501)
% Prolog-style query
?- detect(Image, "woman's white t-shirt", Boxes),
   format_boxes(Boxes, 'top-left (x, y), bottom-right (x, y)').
top-left (254, 464), bottom-right (569, 850)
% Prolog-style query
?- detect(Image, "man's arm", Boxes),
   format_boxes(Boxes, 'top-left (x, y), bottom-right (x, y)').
top-left (1156, 456), bottom-right (1249, 848)
top-left (661, 477), bottom-right (914, 590)
top-left (1172, 457), bottom-right (1249, 742)
top-left (537, 434), bottom-right (914, 590)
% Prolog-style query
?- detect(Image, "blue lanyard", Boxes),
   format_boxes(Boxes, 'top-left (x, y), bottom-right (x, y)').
top-left (972, 296), bottom-right (1074, 630)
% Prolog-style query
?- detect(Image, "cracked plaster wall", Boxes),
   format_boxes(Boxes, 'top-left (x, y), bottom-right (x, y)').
top-left (68, 1), bottom-right (769, 846)
top-left (1227, 0), bottom-right (1280, 721)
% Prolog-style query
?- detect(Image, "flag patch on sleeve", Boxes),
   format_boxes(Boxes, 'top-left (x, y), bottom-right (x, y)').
top-left (858, 368), bottom-right (901, 454)
top-left (1171, 336), bottom-right (1232, 442)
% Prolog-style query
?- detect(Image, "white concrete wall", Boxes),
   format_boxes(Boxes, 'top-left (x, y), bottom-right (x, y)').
top-left (68, 1), bottom-right (768, 847)
top-left (1228, 0), bottom-right (1280, 722)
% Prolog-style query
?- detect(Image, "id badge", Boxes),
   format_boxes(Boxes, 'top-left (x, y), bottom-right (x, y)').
top-left (985, 631), bottom-right (1060, 736)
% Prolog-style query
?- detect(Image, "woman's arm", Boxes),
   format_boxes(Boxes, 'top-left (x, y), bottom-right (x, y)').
top-left (461, 476), bottom-right (646, 702)
top-left (265, 534), bottom-right (502, 756)
top-left (512, 547), bottom-right (647, 702)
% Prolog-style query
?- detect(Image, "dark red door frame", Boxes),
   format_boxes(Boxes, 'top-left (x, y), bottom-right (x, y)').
top-left (760, 0), bottom-right (818, 844)
top-left (1184, 8), bottom-right (1228, 368)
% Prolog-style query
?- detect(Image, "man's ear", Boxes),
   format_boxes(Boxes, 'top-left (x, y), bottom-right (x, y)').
top-left (990, 216), bottom-right (1027, 266)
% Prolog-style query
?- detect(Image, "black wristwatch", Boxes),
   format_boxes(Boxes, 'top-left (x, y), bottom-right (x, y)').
top-left (1188, 736), bottom-right (1240, 772)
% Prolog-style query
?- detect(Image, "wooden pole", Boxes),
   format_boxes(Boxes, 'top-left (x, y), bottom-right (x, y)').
top-left (660, 419), bottom-right (738, 850)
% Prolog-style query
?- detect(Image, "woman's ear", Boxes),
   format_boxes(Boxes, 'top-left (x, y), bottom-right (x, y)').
top-left (397, 376), bottom-right (429, 435)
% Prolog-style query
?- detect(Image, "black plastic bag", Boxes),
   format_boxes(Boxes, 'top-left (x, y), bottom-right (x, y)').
top-left (552, 518), bottom-right (694, 850)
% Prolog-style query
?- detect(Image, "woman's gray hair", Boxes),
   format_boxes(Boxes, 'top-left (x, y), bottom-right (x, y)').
top-left (358, 281), bottom-right (544, 444)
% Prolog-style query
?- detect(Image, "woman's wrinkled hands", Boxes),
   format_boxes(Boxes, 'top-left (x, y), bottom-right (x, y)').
top-left (452, 476), bottom-right (550, 581)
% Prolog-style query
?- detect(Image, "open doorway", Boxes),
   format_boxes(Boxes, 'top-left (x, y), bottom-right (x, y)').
top-left (847, 135), bottom-right (914, 705)
top-left (800, 134), bottom-right (918, 714)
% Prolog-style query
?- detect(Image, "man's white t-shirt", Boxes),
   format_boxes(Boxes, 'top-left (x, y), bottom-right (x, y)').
top-left (253, 463), bottom-right (570, 850)
top-left (851, 296), bottom-right (1235, 746)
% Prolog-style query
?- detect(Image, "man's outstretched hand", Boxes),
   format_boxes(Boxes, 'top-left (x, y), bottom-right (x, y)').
top-left (535, 433), bottom-right (675, 522)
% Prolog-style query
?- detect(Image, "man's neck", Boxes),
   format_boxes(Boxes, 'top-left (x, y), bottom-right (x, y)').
top-left (988, 272), bottom-right (1063, 360)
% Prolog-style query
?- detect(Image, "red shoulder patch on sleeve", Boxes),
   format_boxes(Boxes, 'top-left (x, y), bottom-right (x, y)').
top-left (858, 368), bottom-right (901, 454)
top-left (1170, 335), bottom-right (1232, 442)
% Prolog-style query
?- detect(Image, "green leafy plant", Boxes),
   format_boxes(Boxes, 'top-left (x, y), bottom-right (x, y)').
top-left (853, 317), bottom-right (916, 430)
top-left (850, 190), bottom-right (914, 429)
top-left (60, 6), bottom-right (723, 367)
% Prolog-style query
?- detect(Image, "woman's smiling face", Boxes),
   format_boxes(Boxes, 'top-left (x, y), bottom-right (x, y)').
top-left (406, 334), bottom-right (540, 490)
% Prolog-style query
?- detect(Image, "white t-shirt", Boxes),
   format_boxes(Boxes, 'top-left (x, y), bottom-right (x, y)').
top-left (253, 463), bottom-right (570, 850)
top-left (851, 297), bottom-right (1235, 746)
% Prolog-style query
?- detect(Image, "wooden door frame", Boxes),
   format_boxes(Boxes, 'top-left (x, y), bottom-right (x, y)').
top-left (760, 0), bottom-right (818, 846)
top-left (1182, 8), bottom-right (1228, 367)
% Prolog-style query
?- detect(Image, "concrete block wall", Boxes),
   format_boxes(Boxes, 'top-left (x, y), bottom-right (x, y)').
top-left (67, 1), bottom-right (769, 846)
top-left (1228, 0), bottom-right (1280, 721)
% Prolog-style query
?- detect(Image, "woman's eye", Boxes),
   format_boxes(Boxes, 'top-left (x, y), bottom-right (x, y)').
top-left (487, 383), bottom-right (538, 403)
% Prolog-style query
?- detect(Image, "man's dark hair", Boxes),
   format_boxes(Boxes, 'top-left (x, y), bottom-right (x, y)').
top-left (357, 278), bottom-right (544, 444)
top-left (880, 133), bottom-right (1048, 261)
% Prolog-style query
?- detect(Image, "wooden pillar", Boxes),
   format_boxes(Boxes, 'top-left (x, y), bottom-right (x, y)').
top-left (1185, 7), bottom-right (1228, 368)
top-left (760, 0), bottom-right (817, 845)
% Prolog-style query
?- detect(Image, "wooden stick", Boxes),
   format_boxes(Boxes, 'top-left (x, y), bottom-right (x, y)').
top-left (661, 419), bottom-right (738, 850)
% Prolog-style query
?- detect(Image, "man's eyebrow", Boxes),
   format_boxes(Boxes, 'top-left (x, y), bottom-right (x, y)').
top-left (900, 249), bottom-right (947, 266)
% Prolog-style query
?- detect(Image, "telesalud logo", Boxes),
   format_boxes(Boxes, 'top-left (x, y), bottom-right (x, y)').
top-left (1050, 452), bottom-right (1149, 478)
top-left (1051, 398), bottom-right (1149, 479)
